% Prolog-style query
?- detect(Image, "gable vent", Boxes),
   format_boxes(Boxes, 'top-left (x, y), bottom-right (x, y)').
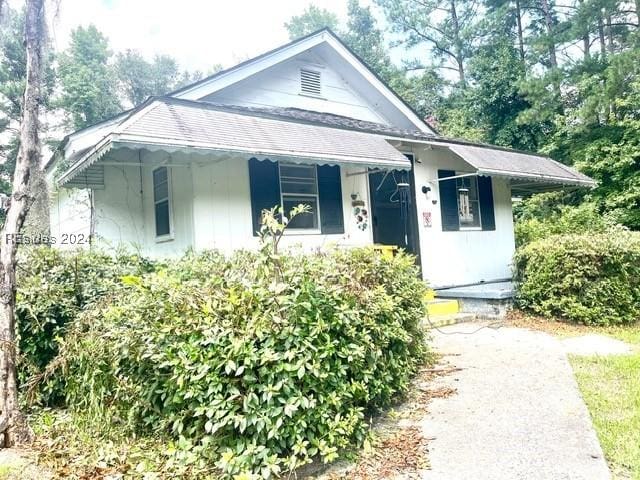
top-left (300, 69), bottom-right (322, 96)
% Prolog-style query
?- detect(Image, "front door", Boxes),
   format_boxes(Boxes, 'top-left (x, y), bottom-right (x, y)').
top-left (368, 154), bottom-right (421, 262)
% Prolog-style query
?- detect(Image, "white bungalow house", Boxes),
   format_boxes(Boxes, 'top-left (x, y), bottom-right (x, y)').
top-left (46, 29), bottom-right (594, 294)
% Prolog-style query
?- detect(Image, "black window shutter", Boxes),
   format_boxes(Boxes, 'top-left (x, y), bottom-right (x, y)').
top-left (438, 170), bottom-right (459, 231)
top-left (317, 164), bottom-right (344, 234)
top-left (248, 158), bottom-right (281, 236)
top-left (478, 176), bottom-right (496, 231)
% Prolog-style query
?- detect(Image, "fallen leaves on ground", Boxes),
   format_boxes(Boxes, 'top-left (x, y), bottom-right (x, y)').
top-left (328, 426), bottom-right (430, 480)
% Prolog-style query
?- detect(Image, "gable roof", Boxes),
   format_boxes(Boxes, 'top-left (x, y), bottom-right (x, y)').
top-left (169, 28), bottom-right (436, 134)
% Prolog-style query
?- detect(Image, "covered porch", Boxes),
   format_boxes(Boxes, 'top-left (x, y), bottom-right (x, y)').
top-left (50, 97), bottom-right (412, 257)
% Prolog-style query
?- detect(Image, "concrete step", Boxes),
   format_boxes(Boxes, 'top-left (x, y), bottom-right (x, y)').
top-left (422, 312), bottom-right (477, 329)
top-left (426, 298), bottom-right (459, 317)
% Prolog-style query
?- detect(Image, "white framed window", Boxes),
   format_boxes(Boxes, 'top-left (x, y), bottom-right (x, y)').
top-left (300, 68), bottom-right (322, 97)
top-left (456, 175), bottom-right (481, 229)
top-left (153, 166), bottom-right (173, 239)
top-left (278, 163), bottom-right (320, 230)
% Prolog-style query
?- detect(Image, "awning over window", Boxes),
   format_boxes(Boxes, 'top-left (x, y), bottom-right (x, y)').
top-left (57, 98), bottom-right (411, 186)
top-left (440, 142), bottom-right (596, 194)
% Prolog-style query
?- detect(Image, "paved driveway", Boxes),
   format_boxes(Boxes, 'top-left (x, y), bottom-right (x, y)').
top-left (420, 323), bottom-right (611, 480)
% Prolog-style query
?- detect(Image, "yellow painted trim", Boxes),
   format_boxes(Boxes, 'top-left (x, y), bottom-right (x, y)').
top-left (426, 299), bottom-right (459, 316)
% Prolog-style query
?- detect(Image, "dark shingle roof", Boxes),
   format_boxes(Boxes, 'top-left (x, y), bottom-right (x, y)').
top-left (198, 102), bottom-right (436, 140)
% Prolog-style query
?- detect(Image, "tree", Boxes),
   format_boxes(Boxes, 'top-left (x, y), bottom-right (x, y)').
top-left (344, 0), bottom-right (395, 81)
top-left (0, 0), bottom-right (45, 446)
top-left (57, 25), bottom-right (120, 130)
top-left (116, 51), bottom-right (183, 106)
top-left (376, 0), bottom-right (481, 86)
top-left (285, 5), bottom-right (339, 39)
top-left (0, 5), bottom-right (53, 233)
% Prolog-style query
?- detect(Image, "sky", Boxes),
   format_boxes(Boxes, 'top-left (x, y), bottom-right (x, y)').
top-left (8, 0), bottom-right (377, 73)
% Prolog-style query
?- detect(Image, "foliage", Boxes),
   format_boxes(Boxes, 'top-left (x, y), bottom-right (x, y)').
top-left (376, 0), bottom-right (480, 86)
top-left (57, 25), bottom-right (122, 130)
top-left (16, 247), bottom-right (156, 405)
top-left (50, 208), bottom-right (428, 479)
top-left (115, 51), bottom-right (180, 106)
top-left (284, 5), bottom-right (339, 39)
top-left (514, 233), bottom-right (640, 325)
top-left (513, 201), bottom-right (618, 246)
top-left (0, 5), bottom-right (54, 196)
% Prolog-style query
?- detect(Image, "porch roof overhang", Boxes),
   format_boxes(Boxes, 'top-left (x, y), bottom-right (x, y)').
top-left (56, 98), bottom-right (412, 187)
top-left (390, 138), bottom-right (596, 195)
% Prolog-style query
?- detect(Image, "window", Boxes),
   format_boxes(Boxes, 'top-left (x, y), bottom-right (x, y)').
top-left (456, 176), bottom-right (481, 228)
top-left (153, 167), bottom-right (172, 238)
top-left (278, 163), bottom-right (319, 230)
top-left (439, 170), bottom-right (495, 232)
top-left (300, 69), bottom-right (322, 97)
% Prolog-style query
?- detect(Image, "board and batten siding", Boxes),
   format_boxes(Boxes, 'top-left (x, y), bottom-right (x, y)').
top-left (202, 53), bottom-right (391, 125)
top-left (411, 145), bottom-right (515, 288)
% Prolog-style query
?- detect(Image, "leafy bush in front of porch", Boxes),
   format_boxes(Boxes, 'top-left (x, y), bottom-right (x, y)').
top-left (53, 245), bottom-right (427, 478)
top-left (16, 247), bottom-right (157, 405)
top-left (514, 232), bottom-right (640, 325)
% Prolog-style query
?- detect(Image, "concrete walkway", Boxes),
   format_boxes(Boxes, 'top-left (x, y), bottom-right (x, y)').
top-left (420, 323), bottom-right (611, 480)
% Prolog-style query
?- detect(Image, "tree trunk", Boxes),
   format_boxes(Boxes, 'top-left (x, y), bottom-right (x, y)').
top-left (578, 0), bottom-right (590, 59)
top-left (606, 15), bottom-right (614, 54)
top-left (540, 0), bottom-right (558, 68)
top-left (450, 0), bottom-right (466, 86)
top-left (515, 0), bottom-right (526, 64)
top-left (0, 0), bottom-right (44, 447)
top-left (598, 14), bottom-right (606, 56)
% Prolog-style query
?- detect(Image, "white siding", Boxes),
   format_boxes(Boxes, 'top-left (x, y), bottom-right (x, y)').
top-left (412, 146), bottom-right (515, 287)
top-left (190, 157), bottom-right (373, 254)
top-left (88, 153), bottom-right (372, 258)
top-left (49, 187), bottom-right (92, 249)
top-left (92, 165), bottom-right (144, 250)
top-left (202, 53), bottom-right (391, 125)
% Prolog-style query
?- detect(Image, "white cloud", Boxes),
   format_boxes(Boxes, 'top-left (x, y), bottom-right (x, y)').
top-left (18, 0), bottom-right (355, 72)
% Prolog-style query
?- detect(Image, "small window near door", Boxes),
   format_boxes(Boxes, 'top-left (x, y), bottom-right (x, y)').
top-left (279, 163), bottom-right (319, 230)
top-left (153, 167), bottom-right (172, 238)
top-left (456, 176), bottom-right (481, 228)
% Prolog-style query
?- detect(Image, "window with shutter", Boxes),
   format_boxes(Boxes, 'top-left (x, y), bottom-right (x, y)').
top-left (439, 171), bottom-right (496, 231)
top-left (247, 159), bottom-right (344, 235)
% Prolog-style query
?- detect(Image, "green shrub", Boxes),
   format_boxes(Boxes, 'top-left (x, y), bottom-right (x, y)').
top-left (57, 247), bottom-right (427, 478)
top-left (16, 247), bottom-right (156, 405)
top-left (514, 233), bottom-right (640, 325)
top-left (514, 201), bottom-right (617, 247)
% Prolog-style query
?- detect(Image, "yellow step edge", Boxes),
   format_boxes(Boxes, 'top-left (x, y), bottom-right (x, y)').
top-left (426, 299), bottom-right (459, 316)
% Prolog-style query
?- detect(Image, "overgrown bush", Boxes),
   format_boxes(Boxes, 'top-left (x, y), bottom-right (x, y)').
top-left (514, 201), bottom-right (618, 247)
top-left (514, 232), bottom-right (640, 325)
top-left (55, 244), bottom-right (427, 478)
top-left (16, 247), bottom-right (156, 405)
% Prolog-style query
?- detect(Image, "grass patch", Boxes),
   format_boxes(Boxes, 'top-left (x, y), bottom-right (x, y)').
top-left (571, 354), bottom-right (640, 480)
